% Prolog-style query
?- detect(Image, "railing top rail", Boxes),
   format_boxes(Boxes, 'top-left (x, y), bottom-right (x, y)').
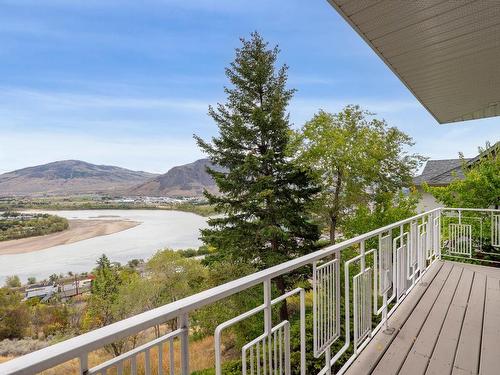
top-left (441, 207), bottom-right (500, 213)
top-left (0, 207), bottom-right (445, 374)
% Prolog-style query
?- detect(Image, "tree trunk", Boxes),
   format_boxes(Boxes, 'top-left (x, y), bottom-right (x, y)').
top-left (110, 342), bottom-right (122, 357)
top-left (329, 169), bottom-right (342, 244)
top-left (154, 324), bottom-right (160, 338)
top-left (329, 214), bottom-right (337, 244)
top-left (274, 275), bottom-right (288, 321)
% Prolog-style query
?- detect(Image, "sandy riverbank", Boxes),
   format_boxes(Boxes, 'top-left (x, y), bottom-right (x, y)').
top-left (0, 219), bottom-right (140, 255)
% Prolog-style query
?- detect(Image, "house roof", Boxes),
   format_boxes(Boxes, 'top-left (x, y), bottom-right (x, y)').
top-left (467, 140), bottom-right (499, 165)
top-left (414, 141), bottom-right (498, 186)
top-left (413, 159), bottom-right (469, 186)
top-left (327, 1), bottom-right (500, 124)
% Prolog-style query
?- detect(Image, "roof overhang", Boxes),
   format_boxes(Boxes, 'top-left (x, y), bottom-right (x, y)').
top-left (327, 0), bottom-right (500, 124)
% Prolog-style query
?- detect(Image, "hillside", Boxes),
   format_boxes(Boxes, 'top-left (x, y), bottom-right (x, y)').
top-left (0, 160), bottom-right (157, 196)
top-left (128, 158), bottom-right (222, 197)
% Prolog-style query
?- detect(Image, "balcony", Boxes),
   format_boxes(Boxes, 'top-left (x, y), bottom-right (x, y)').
top-left (1, 207), bottom-right (499, 375)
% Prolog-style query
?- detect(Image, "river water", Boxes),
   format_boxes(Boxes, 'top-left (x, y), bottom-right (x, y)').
top-left (0, 210), bottom-right (209, 283)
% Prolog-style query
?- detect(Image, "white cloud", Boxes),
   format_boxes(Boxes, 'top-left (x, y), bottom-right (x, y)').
top-left (1, 88), bottom-right (210, 111)
top-left (0, 87), bottom-right (213, 173)
top-left (0, 87), bottom-right (216, 138)
top-left (1, 87), bottom-right (497, 175)
top-left (0, 130), bottom-right (204, 174)
top-left (289, 97), bottom-right (420, 126)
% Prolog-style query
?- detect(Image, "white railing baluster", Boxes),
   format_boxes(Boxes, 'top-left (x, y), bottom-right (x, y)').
top-left (158, 343), bottom-right (163, 375)
top-left (250, 346), bottom-right (254, 375)
top-left (131, 356), bottom-right (137, 375)
top-left (168, 338), bottom-right (174, 375)
top-left (85, 330), bottom-right (184, 375)
top-left (492, 213), bottom-right (500, 247)
top-left (313, 258), bottom-right (340, 358)
top-left (278, 329), bottom-right (282, 375)
top-left (256, 342), bottom-right (260, 375)
top-left (273, 329), bottom-right (277, 374)
top-left (145, 349), bottom-right (151, 375)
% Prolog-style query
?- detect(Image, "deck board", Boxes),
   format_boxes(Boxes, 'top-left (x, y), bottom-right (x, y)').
top-left (345, 261), bottom-right (500, 375)
top-left (452, 272), bottom-right (486, 375)
top-left (425, 269), bottom-right (474, 375)
top-left (371, 262), bottom-right (454, 375)
top-left (479, 276), bottom-right (500, 375)
top-left (399, 266), bottom-right (465, 375)
top-left (344, 261), bottom-right (445, 375)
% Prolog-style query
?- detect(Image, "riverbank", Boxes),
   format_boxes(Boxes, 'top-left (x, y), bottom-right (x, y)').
top-left (0, 196), bottom-right (215, 217)
top-left (0, 219), bottom-right (140, 255)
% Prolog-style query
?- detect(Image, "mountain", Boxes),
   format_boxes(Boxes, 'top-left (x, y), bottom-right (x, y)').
top-left (0, 160), bottom-right (157, 196)
top-left (128, 158), bottom-right (222, 197)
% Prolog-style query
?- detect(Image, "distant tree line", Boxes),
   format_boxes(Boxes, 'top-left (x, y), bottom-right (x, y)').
top-left (0, 199), bottom-right (215, 217)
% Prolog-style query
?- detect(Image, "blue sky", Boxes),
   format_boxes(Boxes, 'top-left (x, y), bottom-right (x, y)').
top-left (0, 0), bottom-right (498, 174)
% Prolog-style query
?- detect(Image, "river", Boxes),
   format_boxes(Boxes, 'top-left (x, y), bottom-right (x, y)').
top-left (0, 210), bottom-right (209, 283)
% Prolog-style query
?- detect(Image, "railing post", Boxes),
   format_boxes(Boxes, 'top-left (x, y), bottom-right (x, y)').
top-left (360, 240), bottom-right (366, 271)
top-left (263, 279), bottom-right (272, 334)
top-left (179, 314), bottom-right (189, 375)
top-left (382, 292), bottom-right (388, 330)
top-left (437, 209), bottom-right (442, 259)
top-left (299, 288), bottom-right (306, 375)
top-left (325, 346), bottom-right (332, 375)
top-left (79, 354), bottom-right (88, 375)
top-left (263, 278), bottom-right (273, 374)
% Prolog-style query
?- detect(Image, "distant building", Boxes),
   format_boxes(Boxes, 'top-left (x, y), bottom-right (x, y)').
top-left (414, 142), bottom-right (499, 212)
top-left (24, 276), bottom-right (94, 301)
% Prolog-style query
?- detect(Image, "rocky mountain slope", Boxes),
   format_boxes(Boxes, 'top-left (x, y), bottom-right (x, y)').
top-left (128, 158), bottom-right (221, 197)
top-left (0, 160), bottom-right (157, 196)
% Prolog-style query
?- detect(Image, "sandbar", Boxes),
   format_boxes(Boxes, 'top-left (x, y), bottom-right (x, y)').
top-left (0, 219), bottom-right (140, 255)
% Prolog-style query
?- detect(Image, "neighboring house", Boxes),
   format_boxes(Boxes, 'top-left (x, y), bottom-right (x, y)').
top-left (414, 141), bottom-right (499, 212)
top-left (413, 158), bottom-right (468, 212)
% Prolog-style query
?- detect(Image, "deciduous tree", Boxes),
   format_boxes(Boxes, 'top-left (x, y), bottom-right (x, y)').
top-left (0, 288), bottom-right (29, 339)
top-left (83, 254), bottom-right (124, 356)
top-left (294, 106), bottom-right (424, 243)
top-left (4, 275), bottom-right (21, 288)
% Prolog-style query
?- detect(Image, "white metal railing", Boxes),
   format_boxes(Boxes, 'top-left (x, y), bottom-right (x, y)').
top-left (440, 208), bottom-right (500, 262)
top-left (87, 328), bottom-right (185, 375)
top-left (241, 320), bottom-right (291, 375)
top-left (1, 207), bottom-right (499, 375)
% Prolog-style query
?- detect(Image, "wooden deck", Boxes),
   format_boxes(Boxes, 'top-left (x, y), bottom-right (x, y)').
top-left (345, 261), bottom-right (500, 375)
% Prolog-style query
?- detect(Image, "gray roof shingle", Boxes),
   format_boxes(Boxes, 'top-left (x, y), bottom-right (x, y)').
top-left (413, 141), bottom-right (498, 187)
top-left (413, 159), bottom-right (469, 186)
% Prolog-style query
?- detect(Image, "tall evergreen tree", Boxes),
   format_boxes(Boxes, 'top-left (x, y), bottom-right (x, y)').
top-left (194, 32), bottom-right (319, 320)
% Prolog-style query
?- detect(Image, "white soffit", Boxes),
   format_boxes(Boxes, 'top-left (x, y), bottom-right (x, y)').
top-left (327, 0), bottom-right (500, 124)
